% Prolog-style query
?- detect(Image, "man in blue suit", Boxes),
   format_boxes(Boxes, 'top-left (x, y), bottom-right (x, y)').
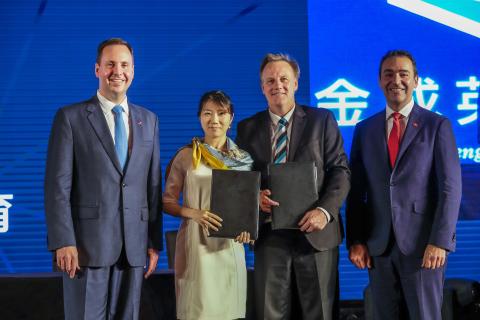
top-left (346, 50), bottom-right (462, 320)
top-left (44, 38), bottom-right (162, 319)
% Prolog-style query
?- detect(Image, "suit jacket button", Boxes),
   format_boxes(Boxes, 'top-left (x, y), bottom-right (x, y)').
top-left (122, 183), bottom-right (126, 188)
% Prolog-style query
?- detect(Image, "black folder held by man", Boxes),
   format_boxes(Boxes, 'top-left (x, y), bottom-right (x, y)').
top-left (268, 162), bottom-right (318, 230)
top-left (209, 169), bottom-right (260, 240)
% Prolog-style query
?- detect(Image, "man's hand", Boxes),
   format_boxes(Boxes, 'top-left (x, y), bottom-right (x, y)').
top-left (259, 189), bottom-right (279, 213)
top-left (422, 244), bottom-right (446, 269)
top-left (298, 208), bottom-right (328, 232)
top-left (56, 246), bottom-right (80, 278)
top-left (144, 248), bottom-right (159, 279)
top-left (348, 244), bottom-right (372, 269)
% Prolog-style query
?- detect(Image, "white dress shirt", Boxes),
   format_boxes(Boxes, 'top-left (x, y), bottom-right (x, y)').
top-left (385, 97), bottom-right (414, 139)
top-left (97, 91), bottom-right (131, 146)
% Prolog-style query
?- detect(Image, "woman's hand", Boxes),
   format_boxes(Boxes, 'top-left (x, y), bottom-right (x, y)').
top-left (191, 209), bottom-right (222, 236)
top-left (235, 231), bottom-right (255, 245)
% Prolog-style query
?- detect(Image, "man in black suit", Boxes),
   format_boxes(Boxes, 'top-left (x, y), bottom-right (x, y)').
top-left (236, 53), bottom-right (350, 320)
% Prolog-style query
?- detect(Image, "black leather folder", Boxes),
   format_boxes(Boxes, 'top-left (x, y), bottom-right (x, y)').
top-left (268, 162), bottom-right (318, 230)
top-left (209, 169), bottom-right (260, 240)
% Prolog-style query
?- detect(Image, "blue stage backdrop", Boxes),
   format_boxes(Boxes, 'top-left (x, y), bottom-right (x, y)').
top-left (0, 0), bottom-right (309, 276)
top-left (0, 0), bottom-right (478, 300)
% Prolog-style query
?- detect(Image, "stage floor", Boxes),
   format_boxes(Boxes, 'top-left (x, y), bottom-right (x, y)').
top-left (0, 271), bottom-right (364, 320)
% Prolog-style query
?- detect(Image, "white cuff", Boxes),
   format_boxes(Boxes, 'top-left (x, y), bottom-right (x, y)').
top-left (316, 207), bottom-right (331, 223)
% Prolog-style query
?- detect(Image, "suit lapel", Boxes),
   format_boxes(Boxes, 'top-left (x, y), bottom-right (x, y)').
top-left (254, 111), bottom-right (272, 163)
top-left (125, 104), bottom-right (144, 174)
top-left (86, 96), bottom-right (123, 175)
top-left (369, 111), bottom-right (390, 172)
top-left (395, 104), bottom-right (423, 168)
top-left (288, 106), bottom-right (306, 161)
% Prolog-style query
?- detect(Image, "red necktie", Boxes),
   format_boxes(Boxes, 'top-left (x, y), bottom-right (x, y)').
top-left (388, 112), bottom-right (403, 168)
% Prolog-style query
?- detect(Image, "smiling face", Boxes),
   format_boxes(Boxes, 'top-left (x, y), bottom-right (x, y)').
top-left (95, 44), bottom-right (134, 104)
top-left (199, 100), bottom-right (233, 142)
top-left (261, 61), bottom-right (298, 116)
top-left (379, 56), bottom-right (418, 111)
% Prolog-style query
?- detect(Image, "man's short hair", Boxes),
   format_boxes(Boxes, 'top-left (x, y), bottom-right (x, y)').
top-left (379, 50), bottom-right (418, 77)
top-left (260, 53), bottom-right (300, 80)
top-left (96, 38), bottom-right (133, 64)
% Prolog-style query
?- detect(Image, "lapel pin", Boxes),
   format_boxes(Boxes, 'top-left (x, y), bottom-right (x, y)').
top-left (413, 121), bottom-right (419, 128)
top-left (136, 120), bottom-right (143, 127)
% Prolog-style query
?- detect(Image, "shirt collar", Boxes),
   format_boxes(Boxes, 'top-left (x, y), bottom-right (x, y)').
top-left (386, 98), bottom-right (414, 120)
top-left (268, 105), bottom-right (296, 126)
top-left (97, 91), bottom-right (129, 116)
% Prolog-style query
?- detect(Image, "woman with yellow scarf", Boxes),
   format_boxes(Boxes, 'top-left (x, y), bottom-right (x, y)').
top-left (163, 90), bottom-right (254, 320)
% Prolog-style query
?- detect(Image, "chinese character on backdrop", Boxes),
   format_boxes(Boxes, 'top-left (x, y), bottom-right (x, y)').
top-left (315, 79), bottom-right (370, 126)
top-left (0, 194), bottom-right (13, 233)
top-left (415, 77), bottom-right (439, 112)
top-left (456, 76), bottom-right (479, 126)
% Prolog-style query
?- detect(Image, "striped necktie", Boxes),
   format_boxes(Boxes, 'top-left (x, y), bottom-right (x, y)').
top-left (273, 117), bottom-right (288, 163)
top-left (112, 105), bottom-right (128, 169)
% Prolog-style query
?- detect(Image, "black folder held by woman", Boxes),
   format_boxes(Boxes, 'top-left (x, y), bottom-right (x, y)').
top-left (268, 162), bottom-right (318, 230)
top-left (209, 169), bottom-right (260, 239)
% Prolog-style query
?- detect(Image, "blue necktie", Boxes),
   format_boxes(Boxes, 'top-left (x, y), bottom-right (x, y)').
top-left (112, 105), bottom-right (128, 169)
top-left (273, 117), bottom-right (288, 163)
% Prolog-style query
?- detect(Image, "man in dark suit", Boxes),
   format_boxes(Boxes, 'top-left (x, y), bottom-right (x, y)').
top-left (44, 38), bottom-right (162, 319)
top-left (346, 50), bottom-right (462, 320)
top-left (236, 53), bottom-right (350, 320)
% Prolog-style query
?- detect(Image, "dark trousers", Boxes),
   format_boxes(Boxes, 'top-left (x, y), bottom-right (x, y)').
top-left (254, 224), bottom-right (339, 320)
top-left (62, 252), bottom-right (144, 320)
top-left (369, 241), bottom-right (446, 320)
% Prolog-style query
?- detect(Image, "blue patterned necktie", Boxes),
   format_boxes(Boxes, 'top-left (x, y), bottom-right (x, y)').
top-left (112, 105), bottom-right (128, 169)
top-left (273, 117), bottom-right (288, 163)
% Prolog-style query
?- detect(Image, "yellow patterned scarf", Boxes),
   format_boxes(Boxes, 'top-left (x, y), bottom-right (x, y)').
top-left (192, 138), bottom-right (229, 170)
